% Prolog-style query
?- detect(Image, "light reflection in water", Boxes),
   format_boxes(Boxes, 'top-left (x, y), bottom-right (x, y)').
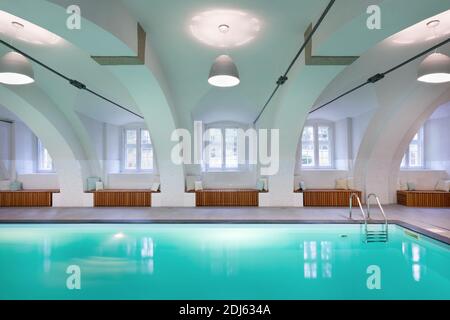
top-left (43, 237), bottom-right (51, 273)
top-left (303, 241), bottom-right (333, 279)
top-left (402, 241), bottom-right (426, 282)
top-left (139, 237), bottom-right (154, 274)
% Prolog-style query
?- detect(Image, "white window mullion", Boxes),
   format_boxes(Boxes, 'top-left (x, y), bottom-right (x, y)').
top-left (314, 124), bottom-right (319, 168)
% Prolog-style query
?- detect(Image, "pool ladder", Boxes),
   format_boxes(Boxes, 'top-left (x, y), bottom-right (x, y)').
top-left (349, 193), bottom-right (388, 243)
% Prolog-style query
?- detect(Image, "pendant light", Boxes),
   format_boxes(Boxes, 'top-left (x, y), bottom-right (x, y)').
top-left (208, 24), bottom-right (240, 87)
top-left (0, 51), bottom-right (35, 85)
top-left (417, 20), bottom-right (450, 84)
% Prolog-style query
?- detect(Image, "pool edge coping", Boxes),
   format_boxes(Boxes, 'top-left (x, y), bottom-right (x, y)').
top-left (0, 219), bottom-right (448, 245)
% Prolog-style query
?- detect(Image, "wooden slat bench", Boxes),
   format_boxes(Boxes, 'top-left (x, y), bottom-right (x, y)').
top-left (397, 190), bottom-right (450, 207)
top-left (196, 189), bottom-right (259, 207)
top-left (302, 189), bottom-right (362, 207)
top-left (0, 190), bottom-right (59, 207)
top-left (93, 189), bottom-right (153, 207)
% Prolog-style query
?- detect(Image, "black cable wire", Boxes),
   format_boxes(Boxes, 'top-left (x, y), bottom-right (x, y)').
top-left (309, 37), bottom-right (450, 114)
top-left (0, 119), bottom-right (13, 124)
top-left (253, 0), bottom-right (336, 124)
top-left (0, 39), bottom-right (144, 119)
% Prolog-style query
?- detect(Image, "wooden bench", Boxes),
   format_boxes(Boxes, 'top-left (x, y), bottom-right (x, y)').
top-left (196, 189), bottom-right (259, 207)
top-left (0, 190), bottom-right (59, 207)
top-left (397, 190), bottom-right (450, 207)
top-left (302, 189), bottom-right (362, 207)
top-left (93, 189), bottom-right (153, 207)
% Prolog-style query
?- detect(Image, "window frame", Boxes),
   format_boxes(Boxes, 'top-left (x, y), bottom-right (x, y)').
top-left (121, 125), bottom-right (154, 173)
top-left (203, 122), bottom-right (249, 173)
top-left (401, 126), bottom-right (425, 170)
top-left (300, 120), bottom-right (335, 170)
top-left (36, 138), bottom-right (55, 173)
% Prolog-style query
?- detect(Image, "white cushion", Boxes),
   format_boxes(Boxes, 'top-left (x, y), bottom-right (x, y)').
top-left (399, 181), bottom-right (408, 191)
top-left (335, 178), bottom-right (348, 190)
top-left (186, 176), bottom-right (197, 191)
top-left (151, 182), bottom-right (160, 192)
top-left (299, 180), bottom-right (306, 191)
top-left (95, 181), bottom-right (104, 191)
top-left (347, 178), bottom-right (354, 190)
top-left (261, 178), bottom-right (268, 191)
top-left (435, 180), bottom-right (449, 192)
top-left (194, 181), bottom-right (203, 191)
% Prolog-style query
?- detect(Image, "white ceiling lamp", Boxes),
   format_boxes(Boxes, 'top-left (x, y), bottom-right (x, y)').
top-left (0, 51), bottom-right (35, 85)
top-left (208, 25), bottom-right (240, 87)
top-left (417, 20), bottom-right (450, 84)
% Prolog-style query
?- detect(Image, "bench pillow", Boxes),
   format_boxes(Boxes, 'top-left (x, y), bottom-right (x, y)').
top-left (151, 182), bottom-right (161, 192)
top-left (335, 178), bottom-right (348, 190)
top-left (9, 181), bottom-right (23, 191)
top-left (186, 176), bottom-right (197, 192)
top-left (435, 180), bottom-right (449, 192)
top-left (407, 182), bottom-right (416, 191)
top-left (399, 181), bottom-right (408, 191)
top-left (194, 181), bottom-right (203, 191)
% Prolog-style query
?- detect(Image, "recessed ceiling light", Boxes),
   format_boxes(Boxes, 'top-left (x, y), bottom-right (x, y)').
top-left (11, 21), bottom-right (24, 29)
top-left (0, 10), bottom-right (61, 45)
top-left (426, 19), bottom-right (440, 28)
top-left (218, 24), bottom-right (230, 33)
top-left (189, 9), bottom-right (261, 48)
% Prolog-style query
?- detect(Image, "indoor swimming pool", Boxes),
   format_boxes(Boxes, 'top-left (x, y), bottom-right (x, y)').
top-left (0, 223), bottom-right (448, 300)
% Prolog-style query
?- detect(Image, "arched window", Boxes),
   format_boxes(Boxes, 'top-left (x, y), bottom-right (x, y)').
top-left (401, 126), bottom-right (424, 169)
top-left (37, 139), bottom-right (54, 172)
top-left (122, 125), bottom-right (154, 172)
top-left (203, 122), bottom-right (250, 172)
top-left (300, 121), bottom-right (334, 169)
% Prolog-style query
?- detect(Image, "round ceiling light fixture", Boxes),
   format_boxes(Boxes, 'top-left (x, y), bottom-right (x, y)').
top-left (208, 54), bottom-right (240, 87)
top-left (189, 9), bottom-right (261, 48)
top-left (0, 51), bottom-right (35, 85)
top-left (417, 20), bottom-right (450, 84)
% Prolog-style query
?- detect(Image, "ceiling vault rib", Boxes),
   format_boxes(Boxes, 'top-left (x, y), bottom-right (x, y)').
top-left (309, 37), bottom-right (450, 114)
top-left (304, 23), bottom-right (359, 66)
top-left (253, 0), bottom-right (336, 124)
top-left (91, 23), bottom-right (146, 65)
top-left (0, 39), bottom-right (144, 119)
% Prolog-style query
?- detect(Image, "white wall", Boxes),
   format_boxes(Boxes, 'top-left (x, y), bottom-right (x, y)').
top-left (424, 114), bottom-right (450, 174)
top-left (108, 173), bottom-right (159, 189)
top-left (14, 121), bottom-right (36, 175)
top-left (294, 171), bottom-right (350, 190)
top-left (351, 110), bottom-right (374, 161)
top-left (79, 114), bottom-right (160, 189)
top-left (17, 174), bottom-right (59, 190)
top-left (0, 121), bottom-right (11, 180)
top-left (202, 171), bottom-right (258, 190)
top-left (398, 170), bottom-right (448, 190)
top-left (335, 117), bottom-right (351, 170)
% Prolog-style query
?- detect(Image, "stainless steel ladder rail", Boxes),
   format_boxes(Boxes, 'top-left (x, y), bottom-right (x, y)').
top-left (349, 193), bottom-right (388, 243)
top-left (349, 193), bottom-right (368, 236)
top-left (366, 193), bottom-right (389, 242)
top-left (366, 193), bottom-right (389, 241)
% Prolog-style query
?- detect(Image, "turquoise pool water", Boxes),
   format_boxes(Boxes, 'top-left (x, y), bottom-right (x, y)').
top-left (0, 224), bottom-right (449, 300)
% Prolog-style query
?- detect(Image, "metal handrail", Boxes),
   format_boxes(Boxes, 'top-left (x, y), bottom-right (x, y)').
top-left (366, 193), bottom-right (388, 239)
top-left (349, 193), bottom-right (368, 234)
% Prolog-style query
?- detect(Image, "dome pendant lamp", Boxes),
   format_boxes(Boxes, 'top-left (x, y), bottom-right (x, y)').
top-left (208, 54), bottom-right (240, 87)
top-left (0, 51), bottom-right (35, 85)
top-left (417, 20), bottom-right (450, 84)
top-left (208, 24), bottom-right (240, 87)
top-left (417, 52), bottom-right (450, 83)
